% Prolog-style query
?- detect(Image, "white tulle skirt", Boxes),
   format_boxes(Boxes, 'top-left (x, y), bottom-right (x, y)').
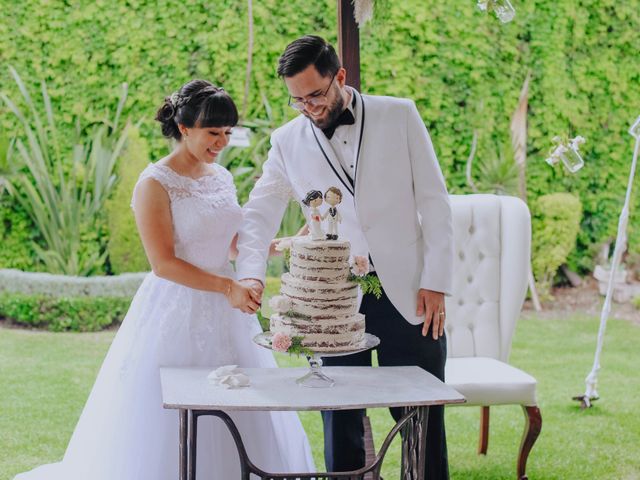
top-left (15, 271), bottom-right (315, 479)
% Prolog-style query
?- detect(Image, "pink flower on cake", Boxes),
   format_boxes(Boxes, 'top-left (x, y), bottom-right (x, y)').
top-left (351, 256), bottom-right (369, 277)
top-left (271, 332), bottom-right (293, 352)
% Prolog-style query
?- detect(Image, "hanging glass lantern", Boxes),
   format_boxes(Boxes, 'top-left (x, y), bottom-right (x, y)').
top-left (545, 136), bottom-right (586, 173)
top-left (477, 0), bottom-right (516, 23)
top-left (494, 0), bottom-right (516, 22)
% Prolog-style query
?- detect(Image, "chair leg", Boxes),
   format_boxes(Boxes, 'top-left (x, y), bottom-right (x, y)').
top-left (517, 406), bottom-right (542, 480)
top-left (478, 406), bottom-right (490, 455)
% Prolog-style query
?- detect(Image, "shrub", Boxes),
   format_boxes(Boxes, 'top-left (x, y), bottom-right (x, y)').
top-left (0, 68), bottom-right (129, 276)
top-left (0, 293), bottom-right (131, 331)
top-left (0, 198), bottom-right (41, 271)
top-left (105, 127), bottom-right (150, 274)
top-left (633, 296), bottom-right (640, 310)
top-left (472, 142), bottom-right (520, 196)
top-left (531, 192), bottom-right (582, 298)
top-left (1, 129), bottom-right (41, 270)
top-left (0, 133), bottom-right (9, 178)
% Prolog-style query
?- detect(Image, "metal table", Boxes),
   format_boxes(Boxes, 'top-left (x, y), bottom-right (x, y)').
top-left (160, 366), bottom-right (465, 479)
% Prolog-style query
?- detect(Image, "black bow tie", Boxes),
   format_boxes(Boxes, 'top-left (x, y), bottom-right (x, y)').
top-left (321, 108), bottom-right (355, 139)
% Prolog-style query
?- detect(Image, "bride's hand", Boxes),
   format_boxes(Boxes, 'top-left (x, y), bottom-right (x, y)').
top-left (227, 280), bottom-right (261, 314)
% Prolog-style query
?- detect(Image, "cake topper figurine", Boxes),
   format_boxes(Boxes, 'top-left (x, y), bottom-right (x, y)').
top-left (322, 186), bottom-right (343, 240)
top-left (302, 190), bottom-right (325, 241)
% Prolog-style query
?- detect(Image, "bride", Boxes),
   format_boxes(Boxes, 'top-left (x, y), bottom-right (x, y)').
top-left (15, 80), bottom-right (315, 479)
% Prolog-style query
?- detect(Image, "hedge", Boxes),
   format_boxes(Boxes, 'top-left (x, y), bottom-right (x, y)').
top-left (0, 277), bottom-right (281, 333)
top-left (0, 293), bottom-right (132, 332)
top-left (0, 269), bottom-right (146, 298)
top-left (1, 0), bottom-right (639, 274)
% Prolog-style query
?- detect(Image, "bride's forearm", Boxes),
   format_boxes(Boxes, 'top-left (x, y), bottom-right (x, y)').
top-left (152, 258), bottom-right (232, 295)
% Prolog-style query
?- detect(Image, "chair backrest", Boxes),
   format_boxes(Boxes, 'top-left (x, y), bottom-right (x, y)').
top-left (445, 194), bottom-right (531, 363)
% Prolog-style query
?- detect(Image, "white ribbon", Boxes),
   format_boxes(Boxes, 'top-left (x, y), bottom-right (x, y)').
top-left (579, 117), bottom-right (640, 407)
top-left (353, 0), bottom-right (374, 27)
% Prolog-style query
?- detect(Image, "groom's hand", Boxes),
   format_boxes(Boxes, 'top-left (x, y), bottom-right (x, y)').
top-left (417, 289), bottom-right (446, 340)
top-left (239, 278), bottom-right (264, 303)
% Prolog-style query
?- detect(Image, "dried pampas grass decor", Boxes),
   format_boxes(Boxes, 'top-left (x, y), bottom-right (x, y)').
top-left (353, 0), bottom-right (374, 26)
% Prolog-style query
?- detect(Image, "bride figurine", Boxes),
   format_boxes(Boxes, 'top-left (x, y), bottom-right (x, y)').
top-left (14, 80), bottom-right (314, 480)
top-left (302, 189), bottom-right (325, 241)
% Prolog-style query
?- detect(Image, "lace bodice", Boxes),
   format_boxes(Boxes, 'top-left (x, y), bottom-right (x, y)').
top-left (132, 163), bottom-right (242, 273)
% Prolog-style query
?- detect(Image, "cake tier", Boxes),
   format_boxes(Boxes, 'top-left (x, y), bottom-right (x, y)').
top-left (280, 273), bottom-right (358, 316)
top-left (270, 313), bottom-right (366, 352)
top-left (289, 238), bottom-right (351, 283)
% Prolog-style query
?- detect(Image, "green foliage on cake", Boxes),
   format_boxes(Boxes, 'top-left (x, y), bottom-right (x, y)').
top-left (348, 273), bottom-right (383, 299)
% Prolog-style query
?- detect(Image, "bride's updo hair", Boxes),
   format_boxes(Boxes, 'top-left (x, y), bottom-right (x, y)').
top-left (155, 80), bottom-right (239, 141)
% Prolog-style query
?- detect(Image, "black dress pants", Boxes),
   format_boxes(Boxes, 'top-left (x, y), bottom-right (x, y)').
top-left (321, 282), bottom-right (449, 479)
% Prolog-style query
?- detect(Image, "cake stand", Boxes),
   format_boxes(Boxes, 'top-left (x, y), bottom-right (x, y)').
top-left (253, 332), bottom-right (380, 388)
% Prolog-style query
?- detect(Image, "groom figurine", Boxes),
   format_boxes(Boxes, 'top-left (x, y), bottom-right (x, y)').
top-left (236, 35), bottom-right (453, 479)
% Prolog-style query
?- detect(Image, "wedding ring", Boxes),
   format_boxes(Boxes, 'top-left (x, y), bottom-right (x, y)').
top-left (438, 312), bottom-right (445, 316)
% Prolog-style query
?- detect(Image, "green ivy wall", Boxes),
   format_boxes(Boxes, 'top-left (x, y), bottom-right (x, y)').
top-left (1, 0), bottom-right (639, 271)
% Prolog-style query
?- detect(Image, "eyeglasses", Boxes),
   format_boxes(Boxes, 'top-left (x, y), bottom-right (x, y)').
top-left (288, 74), bottom-right (336, 112)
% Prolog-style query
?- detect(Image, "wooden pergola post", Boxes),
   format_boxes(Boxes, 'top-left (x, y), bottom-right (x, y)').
top-left (338, 0), bottom-right (361, 92)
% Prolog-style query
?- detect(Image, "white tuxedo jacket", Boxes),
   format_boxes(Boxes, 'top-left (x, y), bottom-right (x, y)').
top-left (236, 91), bottom-right (453, 325)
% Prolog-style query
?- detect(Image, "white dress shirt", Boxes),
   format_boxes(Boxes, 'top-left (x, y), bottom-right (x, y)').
top-left (327, 89), bottom-right (358, 181)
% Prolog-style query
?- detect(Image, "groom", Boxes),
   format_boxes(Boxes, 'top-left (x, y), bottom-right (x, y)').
top-left (236, 35), bottom-right (453, 479)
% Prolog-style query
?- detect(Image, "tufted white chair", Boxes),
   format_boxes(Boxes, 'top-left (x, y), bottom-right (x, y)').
top-left (444, 194), bottom-right (541, 480)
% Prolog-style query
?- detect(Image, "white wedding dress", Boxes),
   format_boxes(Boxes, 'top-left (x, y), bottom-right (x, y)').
top-left (15, 162), bottom-right (315, 479)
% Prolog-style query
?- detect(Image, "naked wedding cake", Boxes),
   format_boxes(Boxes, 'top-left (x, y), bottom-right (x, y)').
top-left (269, 236), bottom-right (366, 352)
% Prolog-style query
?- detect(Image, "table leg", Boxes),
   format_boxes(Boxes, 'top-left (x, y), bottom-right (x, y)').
top-left (188, 410), bottom-right (198, 480)
top-left (179, 409), bottom-right (187, 480)
top-left (401, 406), bottom-right (430, 480)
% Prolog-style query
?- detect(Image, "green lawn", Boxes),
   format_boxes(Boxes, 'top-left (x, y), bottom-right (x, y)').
top-left (2, 314), bottom-right (639, 480)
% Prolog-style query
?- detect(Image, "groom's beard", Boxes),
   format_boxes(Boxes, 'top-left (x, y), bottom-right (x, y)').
top-left (304, 90), bottom-right (345, 130)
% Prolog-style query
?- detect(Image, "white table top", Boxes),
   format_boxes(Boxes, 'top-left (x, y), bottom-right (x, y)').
top-left (160, 366), bottom-right (466, 411)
